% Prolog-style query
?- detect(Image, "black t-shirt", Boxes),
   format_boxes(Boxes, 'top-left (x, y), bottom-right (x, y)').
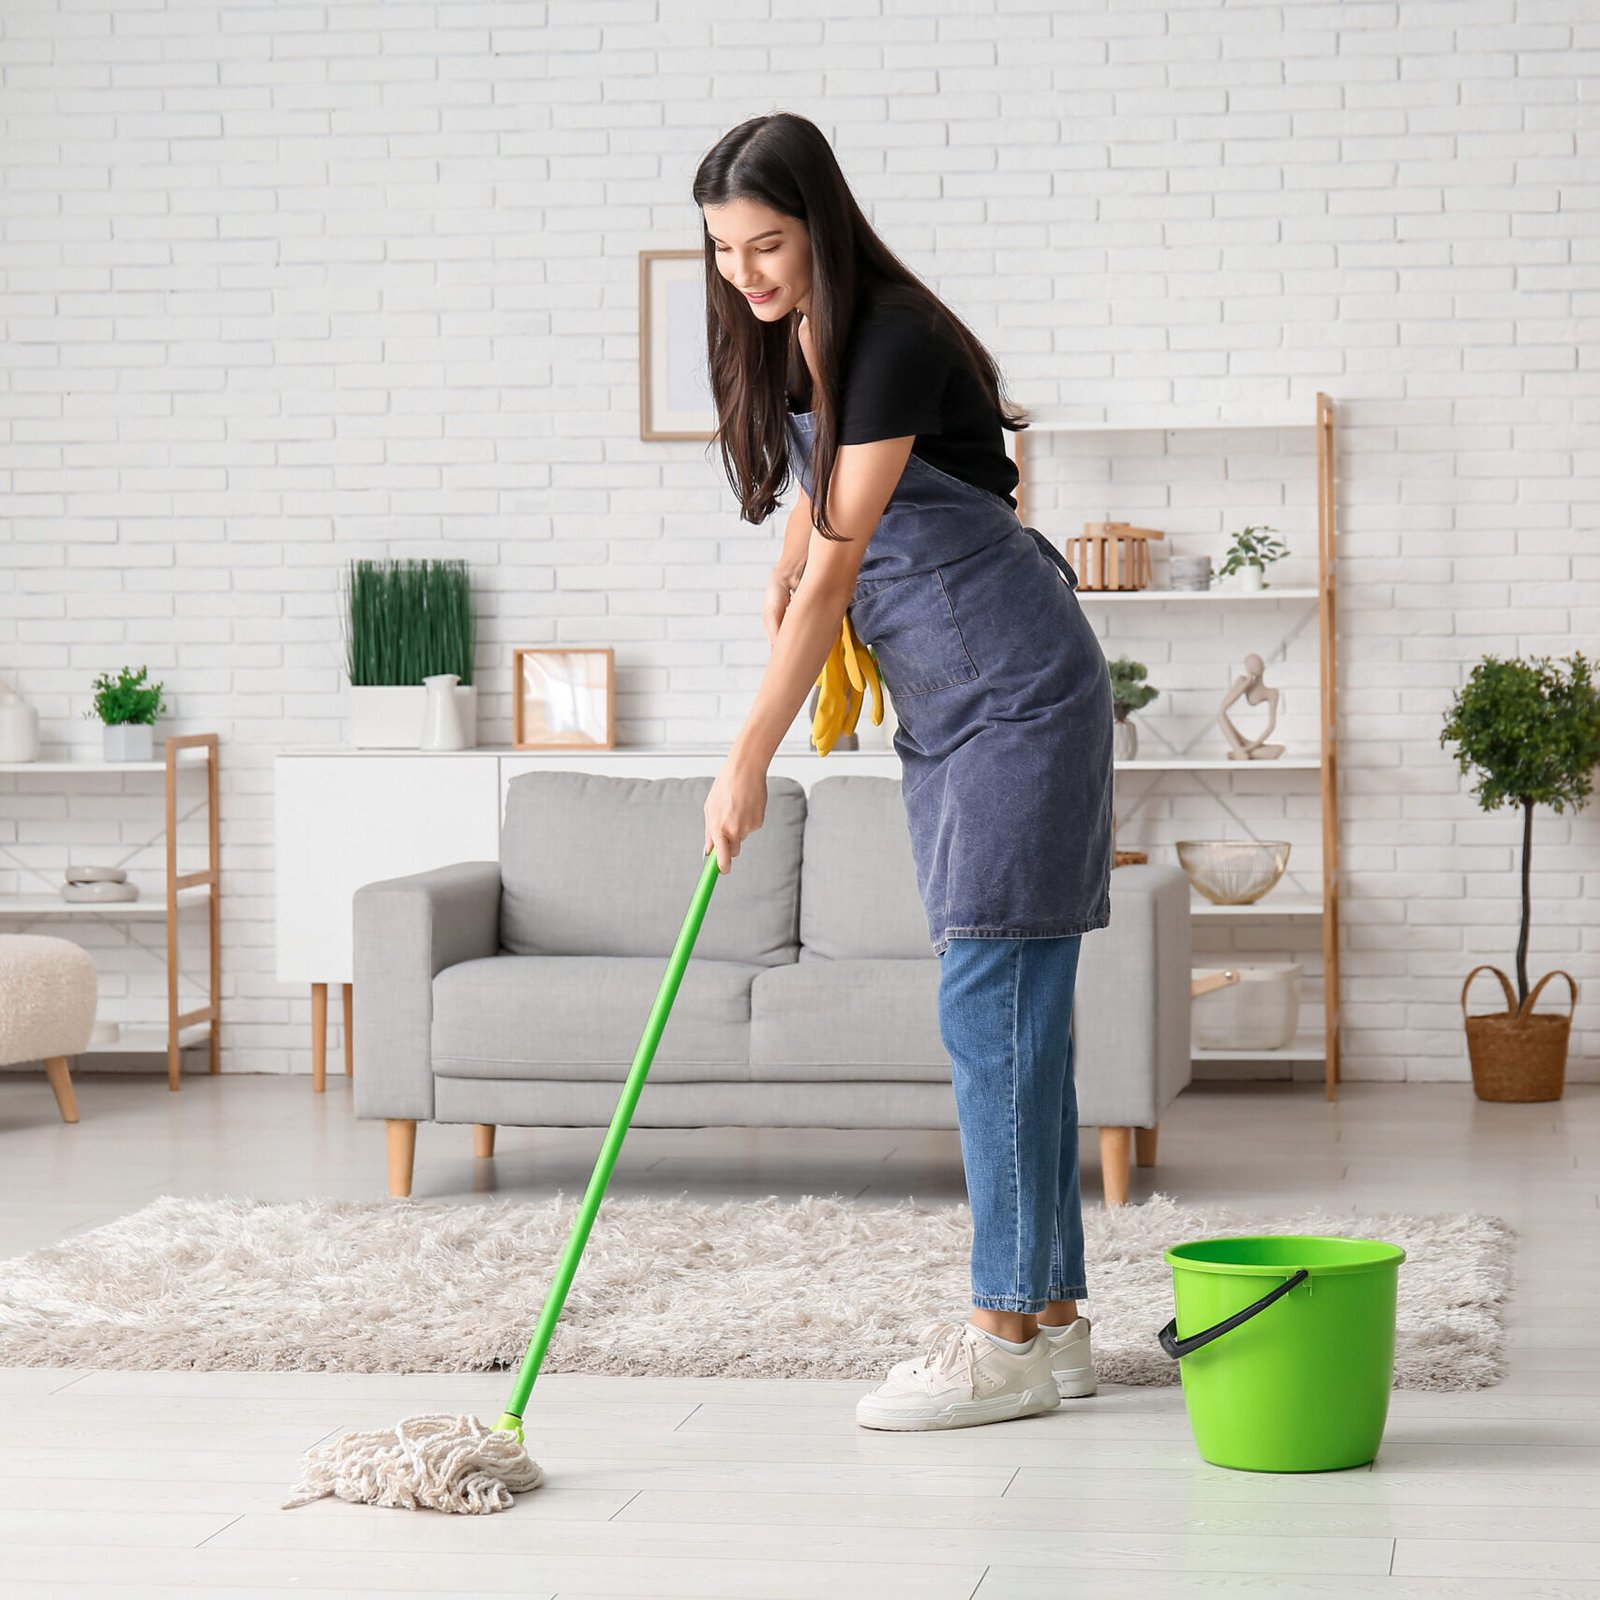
top-left (786, 283), bottom-right (1021, 511)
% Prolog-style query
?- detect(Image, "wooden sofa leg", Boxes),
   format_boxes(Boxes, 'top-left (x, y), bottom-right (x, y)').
top-left (1135, 1124), bottom-right (1159, 1168)
top-left (473, 1124), bottom-right (496, 1159)
top-left (44, 1057), bottom-right (79, 1124)
top-left (1099, 1126), bottom-right (1132, 1208)
top-left (387, 1119), bottom-right (416, 1198)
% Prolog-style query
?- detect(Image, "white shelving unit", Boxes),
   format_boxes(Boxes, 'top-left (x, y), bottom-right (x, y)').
top-left (1013, 395), bottom-right (1342, 1098)
top-left (0, 734), bottom-right (221, 1090)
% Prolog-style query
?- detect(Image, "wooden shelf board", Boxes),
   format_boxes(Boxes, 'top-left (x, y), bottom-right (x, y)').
top-left (1189, 894), bottom-right (1323, 917)
top-left (1025, 413), bottom-right (1313, 434)
top-left (1077, 586), bottom-right (1318, 601)
top-left (82, 1023), bottom-right (212, 1056)
top-left (1116, 757), bottom-right (1322, 771)
top-left (1192, 1032), bottom-right (1325, 1062)
top-left (0, 887), bottom-right (212, 918)
top-left (0, 755), bottom-right (209, 773)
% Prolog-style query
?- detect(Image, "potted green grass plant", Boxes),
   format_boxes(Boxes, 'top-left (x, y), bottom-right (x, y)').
top-left (1109, 655), bottom-right (1159, 761)
top-left (344, 558), bottom-right (477, 749)
top-left (85, 665), bottom-right (169, 762)
top-left (1440, 651), bottom-right (1600, 1101)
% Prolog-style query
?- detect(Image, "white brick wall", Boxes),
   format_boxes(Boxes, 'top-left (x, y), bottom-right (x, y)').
top-left (2, 1), bottom-right (1596, 1082)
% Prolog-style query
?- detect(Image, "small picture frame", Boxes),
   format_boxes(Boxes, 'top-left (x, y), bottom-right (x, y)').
top-left (639, 248), bottom-right (716, 440)
top-left (513, 647), bottom-right (616, 750)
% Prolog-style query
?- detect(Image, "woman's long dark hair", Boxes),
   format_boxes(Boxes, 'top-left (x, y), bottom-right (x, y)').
top-left (692, 112), bottom-right (1030, 541)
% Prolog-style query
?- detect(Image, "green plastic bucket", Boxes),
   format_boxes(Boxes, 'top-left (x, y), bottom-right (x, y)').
top-left (1159, 1235), bottom-right (1406, 1472)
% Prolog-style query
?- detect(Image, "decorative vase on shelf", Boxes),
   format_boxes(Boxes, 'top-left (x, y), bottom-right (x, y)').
top-left (1113, 717), bottom-right (1138, 762)
top-left (0, 682), bottom-right (39, 762)
top-left (1237, 563), bottom-right (1265, 592)
top-left (103, 723), bottom-right (154, 762)
top-left (420, 674), bottom-right (470, 751)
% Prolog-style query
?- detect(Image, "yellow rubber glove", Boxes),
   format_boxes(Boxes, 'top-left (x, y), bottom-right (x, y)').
top-left (811, 613), bottom-right (884, 756)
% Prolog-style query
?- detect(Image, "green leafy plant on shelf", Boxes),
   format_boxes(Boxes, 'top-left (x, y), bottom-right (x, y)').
top-left (343, 558), bottom-right (475, 687)
top-left (1440, 651), bottom-right (1600, 1004)
top-left (1218, 524), bottom-right (1289, 582)
top-left (1108, 656), bottom-right (1159, 724)
top-left (83, 665), bottom-right (169, 726)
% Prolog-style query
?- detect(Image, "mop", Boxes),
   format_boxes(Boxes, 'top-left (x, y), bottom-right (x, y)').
top-left (283, 849), bottom-right (725, 1514)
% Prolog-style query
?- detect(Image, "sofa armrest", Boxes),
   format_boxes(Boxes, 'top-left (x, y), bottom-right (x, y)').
top-left (1072, 863), bottom-right (1193, 1129)
top-left (351, 861), bottom-right (502, 1123)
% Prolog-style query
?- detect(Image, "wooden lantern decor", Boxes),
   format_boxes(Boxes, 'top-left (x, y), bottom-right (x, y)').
top-left (1067, 521), bottom-right (1165, 591)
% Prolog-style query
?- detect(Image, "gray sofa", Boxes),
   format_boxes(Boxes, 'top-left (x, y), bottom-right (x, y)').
top-left (353, 771), bottom-right (1191, 1206)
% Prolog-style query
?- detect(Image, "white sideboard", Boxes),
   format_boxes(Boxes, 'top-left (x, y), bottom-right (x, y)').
top-left (273, 743), bottom-right (901, 1085)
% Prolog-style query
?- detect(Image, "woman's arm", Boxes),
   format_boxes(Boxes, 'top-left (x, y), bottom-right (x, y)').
top-left (705, 433), bottom-right (914, 869)
top-left (732, 434), bottom-right (914, 772)
top-left (763, 488), bottom-right (814, 648)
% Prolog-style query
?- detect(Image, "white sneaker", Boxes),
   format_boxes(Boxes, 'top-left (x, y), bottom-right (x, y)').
top-left (1038, 1315), bottom-right (1097, 1399)
top-left (855, 1318), bottom-right (1063, 1432)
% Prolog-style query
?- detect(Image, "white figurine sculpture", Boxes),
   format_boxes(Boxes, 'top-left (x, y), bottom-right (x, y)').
top-left (1217, 653), bottom-right (1286, 761)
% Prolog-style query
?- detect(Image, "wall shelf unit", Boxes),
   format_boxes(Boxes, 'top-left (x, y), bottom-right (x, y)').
top-left (0, 733), bottom-right (221, 1090)
top-left (1012, 393), bottom-right (1341, 1098)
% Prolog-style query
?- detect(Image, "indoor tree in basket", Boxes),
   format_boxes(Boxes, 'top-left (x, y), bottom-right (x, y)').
top-left (1440, 651), bottom-right (1600, 1102)
top-left (84, 665), bottom-right (168, 762)
top-left (1219, 524), bottom-right (1288, 591)
top-left (1108, 656), bottom-right (1159, 762)
top-left (344, 557), bottom-right (477, 749)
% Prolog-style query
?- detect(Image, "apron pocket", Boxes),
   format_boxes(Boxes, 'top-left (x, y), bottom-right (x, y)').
top-left (850, 568), bottom-right (980, 697)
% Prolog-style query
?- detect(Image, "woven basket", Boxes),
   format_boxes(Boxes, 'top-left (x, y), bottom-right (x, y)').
top-left (1461, 964), bottom-right (1575, 1103)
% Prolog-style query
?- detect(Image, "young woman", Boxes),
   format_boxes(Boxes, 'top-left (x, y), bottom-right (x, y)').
top-left (694, 113), bottom-right (1114, 1432)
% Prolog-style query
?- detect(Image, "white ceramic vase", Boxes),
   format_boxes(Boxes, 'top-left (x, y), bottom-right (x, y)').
top-left (0, 689), bottom-right (39, 762)
top-left (420, 674), bottom-right (469, 751)
top-left (1112, 717), bottom-right (1138, 762)
top-left (1238, 563), bottom-right (1265, 591)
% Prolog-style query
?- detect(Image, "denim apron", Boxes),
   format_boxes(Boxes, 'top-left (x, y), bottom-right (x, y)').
top-left (787, 408), bottom-right (1115, 955)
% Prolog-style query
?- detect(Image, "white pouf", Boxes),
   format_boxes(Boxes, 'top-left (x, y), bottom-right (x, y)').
top-left (0, 934), bottom-right (97, 1123)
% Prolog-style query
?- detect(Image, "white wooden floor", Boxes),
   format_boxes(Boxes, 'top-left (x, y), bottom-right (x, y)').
top-left (1, 1072), bottom-right (1597, 1598)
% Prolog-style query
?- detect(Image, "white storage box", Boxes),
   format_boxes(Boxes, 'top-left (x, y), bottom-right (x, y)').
top-left (1193, 962), bottom-right (1302, 1050)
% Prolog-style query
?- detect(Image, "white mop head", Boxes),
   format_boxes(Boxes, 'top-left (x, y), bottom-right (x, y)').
top-left (283, 1412), bottom-right (545, 1514)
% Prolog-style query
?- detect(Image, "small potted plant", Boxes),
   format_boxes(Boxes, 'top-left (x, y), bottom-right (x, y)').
top-left (84, 665), bottom-right (168, 762)
top-left (344, 558), bottom-right (477, 749)
top-left (1219, 524), bottom-right (1289, 591)
top-left (1108, 656), bottom-right (1159, 761)
top-left (1440, 651), bottom-right (1600, 1101)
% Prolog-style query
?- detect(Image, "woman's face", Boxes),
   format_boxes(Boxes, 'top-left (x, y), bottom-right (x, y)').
top-left (702, 198), bottom-right (813, 323)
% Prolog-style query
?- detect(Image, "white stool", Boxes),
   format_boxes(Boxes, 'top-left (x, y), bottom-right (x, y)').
top-left (0, 934), bottom-right (97, 1123)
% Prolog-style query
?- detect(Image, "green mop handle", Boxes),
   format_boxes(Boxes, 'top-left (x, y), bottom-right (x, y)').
top-left (496, 847), bottom-right (724, 1437)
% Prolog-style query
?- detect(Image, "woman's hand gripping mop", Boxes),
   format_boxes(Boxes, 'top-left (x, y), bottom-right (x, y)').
top-left (283, 849), bottom-right (726, 1515)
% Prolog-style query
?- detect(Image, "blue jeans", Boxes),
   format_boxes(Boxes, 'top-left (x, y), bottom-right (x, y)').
top-left (937, 934), bottom-right (1088, 1313)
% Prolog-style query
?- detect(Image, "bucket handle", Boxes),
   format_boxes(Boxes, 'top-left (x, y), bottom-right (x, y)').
top-left (1157, 1268), bottom-right (1310, 1360)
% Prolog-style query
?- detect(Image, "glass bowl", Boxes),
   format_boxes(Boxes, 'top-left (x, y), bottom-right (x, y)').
top-left (1176, 840), bottom-right (1291, 905)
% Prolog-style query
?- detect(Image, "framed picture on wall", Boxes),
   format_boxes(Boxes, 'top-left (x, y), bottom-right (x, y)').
top-left (513, 647), bottom-right (616, 750)
top-left (639, 248), bottom-right (716, 440)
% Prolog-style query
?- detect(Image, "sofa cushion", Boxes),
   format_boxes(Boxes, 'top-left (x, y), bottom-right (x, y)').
top-left (499, 771), bottom-right (804, 965)
top-left (799, 775), bottom-right (928, 959)
top-left (748, 959), bottom-right (949, 1082)
top-left (432, 955), bottom-right (760, 1083)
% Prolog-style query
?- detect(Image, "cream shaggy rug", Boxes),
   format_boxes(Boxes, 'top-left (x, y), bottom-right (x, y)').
top-left (0, 1191), bottom-right (1513, 1389)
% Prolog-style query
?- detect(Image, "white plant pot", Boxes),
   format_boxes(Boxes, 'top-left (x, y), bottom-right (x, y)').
top-left (1113, 718), bottom-right (1138, 762)
top-left (102, 723), bottom-right (154, 762)
top-left (349, 684), bottom-right (477, 749)
top-left (1237, 563), bottom-right (1265, 591)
